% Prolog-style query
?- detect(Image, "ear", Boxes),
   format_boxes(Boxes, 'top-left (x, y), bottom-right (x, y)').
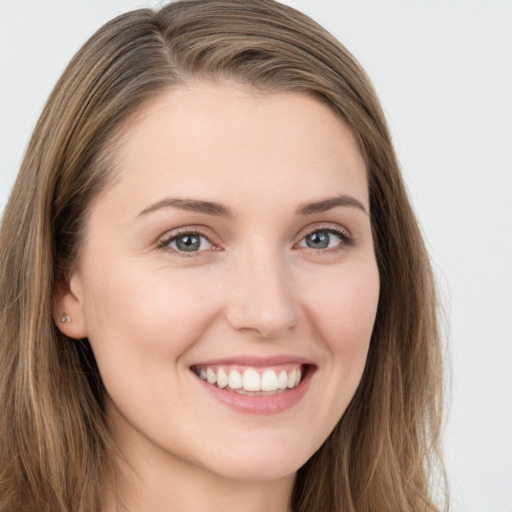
top-left (53, 268), bottom-right (89, 339)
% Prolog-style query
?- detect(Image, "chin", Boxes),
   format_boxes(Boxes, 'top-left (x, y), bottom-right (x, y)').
top-left (194, 433), bottom-right (320, 483)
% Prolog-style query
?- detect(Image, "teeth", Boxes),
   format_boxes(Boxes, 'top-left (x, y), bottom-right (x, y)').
top-left (228, 370), bottom-right (243, 389)
top-left (243, 369), bottom-right (260, 391)
top-left (261, 370), bottom-right (278, 391)
top-left (206, 368), bottom-right (216, 385)
top-left (278, 370), bottom-right (288, 390)
top-left (217, 368), bottom-right (228, 388)
top-left (287, 369), bottom-right (296, 389)
top-left (195, 365), bottom-right (304, 393)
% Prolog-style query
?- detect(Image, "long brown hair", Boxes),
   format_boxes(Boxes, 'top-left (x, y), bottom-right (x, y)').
top-left (0, 1), bottom-right (446, 510)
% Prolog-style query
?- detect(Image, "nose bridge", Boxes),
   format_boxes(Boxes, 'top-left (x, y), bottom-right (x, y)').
top-left (226, 243), bottom-right (298, 338)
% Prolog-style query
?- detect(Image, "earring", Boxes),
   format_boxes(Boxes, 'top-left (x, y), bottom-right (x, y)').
top-left (60, 312), bottom-right (71, 323)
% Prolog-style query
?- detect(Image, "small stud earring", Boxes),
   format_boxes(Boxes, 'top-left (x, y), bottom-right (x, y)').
top-left (60, 313), bottom-right (71, 323)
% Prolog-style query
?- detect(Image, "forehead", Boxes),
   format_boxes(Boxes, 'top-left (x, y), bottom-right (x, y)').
top-left (96, 83), bottom-right (368, 216)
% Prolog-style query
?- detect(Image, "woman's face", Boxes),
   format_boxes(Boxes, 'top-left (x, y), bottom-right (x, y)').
top-left (57, 83), bottom-right (379, 483)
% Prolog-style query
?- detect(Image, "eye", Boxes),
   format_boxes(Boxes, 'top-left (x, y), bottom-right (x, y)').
top-left (297, 228), bottom-right (349, 251)
top-left (162, 232), bottom-right (214, 253)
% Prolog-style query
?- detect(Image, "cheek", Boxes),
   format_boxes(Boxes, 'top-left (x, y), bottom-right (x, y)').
top-left (302, 259), bottom-right (379, 366)
top-left (80, 260), bottom-right (221, 369)
top-left (290, 260), bottom-right (379, 451)
top-left (79, 266), bottom-right (225, 421)
top-left (310, 259), bottom-right (378, 325)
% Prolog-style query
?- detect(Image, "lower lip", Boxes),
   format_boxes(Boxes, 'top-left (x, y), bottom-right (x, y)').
top-left (193, 368), bottom-right (313, 415)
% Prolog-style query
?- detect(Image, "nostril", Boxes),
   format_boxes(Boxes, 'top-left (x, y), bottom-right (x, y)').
top-left (225, 300), bottom-right (299, 338)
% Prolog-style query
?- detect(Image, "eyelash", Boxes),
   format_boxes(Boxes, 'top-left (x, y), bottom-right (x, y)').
top-left (157, 228), bottom-right (217, 257)
top-left (157, 225), bottom-right (353, 257)
top-left (297, 225), bottom-right (354, 253)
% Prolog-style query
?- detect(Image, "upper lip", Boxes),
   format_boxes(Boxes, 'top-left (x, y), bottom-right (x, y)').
top-left (190, 355), bottom-right (315, 368)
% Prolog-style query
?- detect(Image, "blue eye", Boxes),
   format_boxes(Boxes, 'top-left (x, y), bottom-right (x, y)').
top-left (298, 229), bottom-right (347, 250)
top-left (165, 232), bottom-right (213, 252)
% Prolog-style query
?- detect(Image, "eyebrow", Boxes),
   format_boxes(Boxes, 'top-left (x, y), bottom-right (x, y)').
top-left (295, 195), bottom-right (368, 215)
top-left (137, 197), bottom-right (234, 218)
top-left (137, 194), bottom-right (367, 218)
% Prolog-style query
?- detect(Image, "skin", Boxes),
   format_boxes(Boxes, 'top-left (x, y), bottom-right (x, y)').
top-left (56, 83), bottom-right (380, 512)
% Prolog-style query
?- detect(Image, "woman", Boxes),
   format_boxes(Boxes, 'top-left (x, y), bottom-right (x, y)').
top-left (0, 1), bottom-right (445, 511)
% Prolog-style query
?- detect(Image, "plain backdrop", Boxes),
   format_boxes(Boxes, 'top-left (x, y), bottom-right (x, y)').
top-left (1, 1), bottom-right (511, 511)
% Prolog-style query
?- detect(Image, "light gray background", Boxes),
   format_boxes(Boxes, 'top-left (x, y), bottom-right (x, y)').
top-left (1, 1), bottom-right (511, 511)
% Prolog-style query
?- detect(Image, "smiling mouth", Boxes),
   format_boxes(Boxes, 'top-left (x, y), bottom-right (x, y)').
top-left (190, 364), bottom-right (309, 395)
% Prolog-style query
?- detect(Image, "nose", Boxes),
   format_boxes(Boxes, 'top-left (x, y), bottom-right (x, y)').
top-left (225, 250), bottom-right (299, 339)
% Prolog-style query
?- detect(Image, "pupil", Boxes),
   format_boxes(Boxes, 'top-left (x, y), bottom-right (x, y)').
top-left (306, 231), bottom-right (329, 249)
top-left (176, 235), bottom-right (200, 251)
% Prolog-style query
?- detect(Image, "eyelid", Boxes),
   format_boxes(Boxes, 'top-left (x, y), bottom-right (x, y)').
top-left (156, 226), bottom-right (221, 254)
top-left (294, 223), bottom-right (354, 251)
top-left (296, 222), bottom-right (352, 239)
top-left (155, 222), bottom-right (353, 256)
